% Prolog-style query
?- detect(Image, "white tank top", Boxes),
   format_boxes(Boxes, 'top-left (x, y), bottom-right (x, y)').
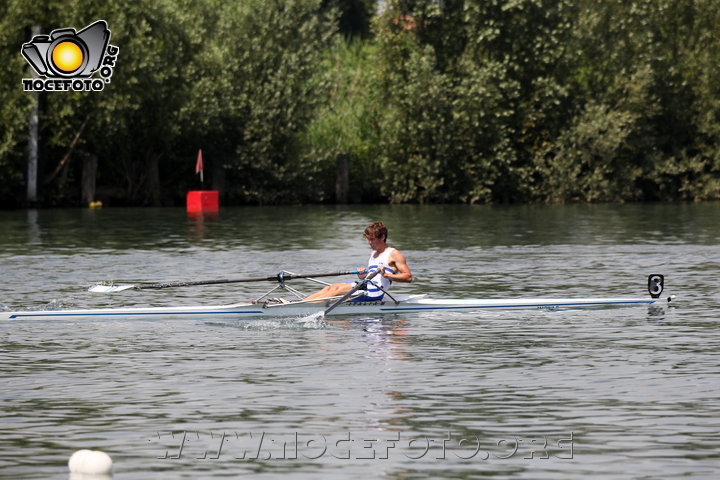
top-left (365, 247), bottom-right (396, 298)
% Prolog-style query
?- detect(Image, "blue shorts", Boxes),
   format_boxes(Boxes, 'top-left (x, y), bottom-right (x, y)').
top-left (351, 293), bottom-right (384, 303)
top-left (343, 281), bottom-right (384, 302)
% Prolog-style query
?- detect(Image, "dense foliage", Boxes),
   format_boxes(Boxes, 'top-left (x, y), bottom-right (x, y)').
top-left (1, 0), bottom-right (718, 207)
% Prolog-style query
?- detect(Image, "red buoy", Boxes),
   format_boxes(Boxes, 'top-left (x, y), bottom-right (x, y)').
top-left (186, 190), bottom-right (219, 212)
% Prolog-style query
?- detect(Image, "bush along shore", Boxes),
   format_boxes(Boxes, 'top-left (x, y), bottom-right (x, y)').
top-left (2, 0), bottom-right (719, 207)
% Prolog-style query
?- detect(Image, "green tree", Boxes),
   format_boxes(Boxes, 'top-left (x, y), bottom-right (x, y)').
top-left (2, 0), bottom-right (719, 207)
top-left (180, 0), bottom-right (336, 204)
top-left (373, 0), bottom-right (574, 203)
top-left (535, 0), bottom-right (720, 202)
top-left (300, 38), bottom-right (385, 202)
top-left (0, 1), bottom-right (34, 206)
top-left (0, 0), bottom-right (336, 207)
top-left (650, 0), bottom-right (720, 200)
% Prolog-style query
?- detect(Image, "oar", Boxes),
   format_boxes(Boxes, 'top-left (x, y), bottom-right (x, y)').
top-left (324, 269), bottom-right (381, 315)
top-left (88, 270), bottom-right (359, 293)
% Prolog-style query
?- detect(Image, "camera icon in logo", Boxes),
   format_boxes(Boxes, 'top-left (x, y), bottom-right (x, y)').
top-left (21, 20), bottom-right (110, 78)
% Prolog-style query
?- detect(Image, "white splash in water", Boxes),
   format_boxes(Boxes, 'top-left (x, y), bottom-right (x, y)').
top-left (42, 299), bottom-right (67, 311)
top-left (210, 313), bottom-right (327, 330)
top-left (296, 311), bottom-right (325, 328)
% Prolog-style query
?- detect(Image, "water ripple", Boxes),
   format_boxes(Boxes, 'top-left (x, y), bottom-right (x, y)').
top-left (1, 205), bottom-right (719, 479)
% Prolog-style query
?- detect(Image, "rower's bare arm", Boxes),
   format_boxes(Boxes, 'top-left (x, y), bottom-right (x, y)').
top-left (388, 251), bottom-right (413, 283)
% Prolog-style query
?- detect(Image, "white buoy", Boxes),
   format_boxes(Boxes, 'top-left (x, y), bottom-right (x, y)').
top-left (68, 449), bottom-right (113, 475)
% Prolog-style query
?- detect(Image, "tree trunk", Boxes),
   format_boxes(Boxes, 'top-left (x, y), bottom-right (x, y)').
top-left (146, 153), bottom-right (161, 206)
top-left (26, 25), bottom-right (41, 204)
top-left (335, 153), bottom-right (349, 204)
top-left (82, 155), bottom-right (98, 205)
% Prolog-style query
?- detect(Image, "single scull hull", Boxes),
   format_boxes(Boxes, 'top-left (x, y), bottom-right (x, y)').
top-left (0, 294), bottom-right (673, 321)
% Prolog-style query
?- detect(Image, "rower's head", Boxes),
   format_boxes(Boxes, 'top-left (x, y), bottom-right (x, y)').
top-left (364, 221), bottom-right (387, 245)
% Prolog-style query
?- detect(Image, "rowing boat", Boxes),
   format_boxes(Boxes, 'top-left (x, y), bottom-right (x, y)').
top-left (0, 294), bottom-right (674, 321)
top-left (0, 274), bottom-right (673, 321)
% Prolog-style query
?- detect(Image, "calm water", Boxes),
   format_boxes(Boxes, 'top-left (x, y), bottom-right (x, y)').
top-left (1, 204), bottom-right (719, 479)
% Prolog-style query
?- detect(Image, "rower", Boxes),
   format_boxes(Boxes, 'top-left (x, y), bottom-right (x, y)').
top-left (303, 221), bottom-right (413, 302)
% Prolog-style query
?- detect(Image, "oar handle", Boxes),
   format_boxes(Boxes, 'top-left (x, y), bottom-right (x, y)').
top-left (276, 270), bottom-right (359, 283)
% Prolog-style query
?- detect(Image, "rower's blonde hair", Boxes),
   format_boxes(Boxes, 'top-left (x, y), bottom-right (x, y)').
top-left (364, 221), bottom-right (387, 241)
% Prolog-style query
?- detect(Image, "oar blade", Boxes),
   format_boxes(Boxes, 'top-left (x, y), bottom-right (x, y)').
top-left (88, 284), bottom-right (136, 293)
